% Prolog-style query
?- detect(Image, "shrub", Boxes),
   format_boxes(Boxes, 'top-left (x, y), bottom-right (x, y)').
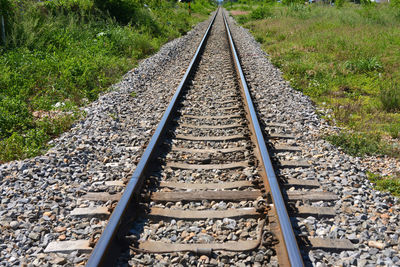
top-left (94, 0), bottom-right (136, 24)
top-left (385, 123), bottom-right (400, 139)
top-left (282, 0), bottom-right (304, 6)
top-left (361, 0), bottom-right (372, 5)
top-left (392, 0), bottom-right (400, 7)
top-left (0, 96), bottom-right (32, 138)
top-left (336, 0), bottom-right (346, 8)
top-left (0, 0), bottom-right (15, 44)
top-left (0, 132), bottom-right (25, 162)
top-left (285, 3), bottom-right (312, 19)
top-left (0, 128), bottom-right (48, 162)
top-left (251, 5), bottom-right (272, 20)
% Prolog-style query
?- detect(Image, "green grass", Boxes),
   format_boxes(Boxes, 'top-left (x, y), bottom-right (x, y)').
top-left (325, 131), bottom-right (399, 157)
top-left (0, 0), bottom-right (213, 163)
top-left (368, 172), bottom-right (400, 197)
top-left (229, 2), bottom-right (400, 157)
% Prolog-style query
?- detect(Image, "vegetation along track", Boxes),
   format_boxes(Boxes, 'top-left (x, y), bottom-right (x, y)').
top-left (44, 8), bottom-right (356, 266)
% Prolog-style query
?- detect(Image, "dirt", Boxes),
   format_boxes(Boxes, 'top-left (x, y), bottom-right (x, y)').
top-left (229, 10), bottom-right (250, 16)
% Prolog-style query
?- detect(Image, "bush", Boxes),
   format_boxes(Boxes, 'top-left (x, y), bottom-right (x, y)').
top-left (94, 0), bottom-right (139, 24)
top-left (285, 3), bottom-right (312, 19)
top-left (0, 96), bottom-right (32, 138)
top-left (250, 5), bottom-right (272, 20)
top-left (0, 128), bottom-right (48, 162)
top-left (0, 132), bottom-right (25, 162)
top-left (0, 0), bottom-right (15, 44)
top-left (336, 0), bottom-right (346, 8)
top-left (385, 123), bottom-right (400, 139)
top-left (380, 82), bottom-right (400, 112)
top-left (392, 0), bottom-right (400, 7)
top-left (282, 0), bottom-right (305, 7)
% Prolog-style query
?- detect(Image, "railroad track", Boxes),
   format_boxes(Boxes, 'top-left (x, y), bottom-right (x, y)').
top-left (44, 8), bottom-right (355, 266)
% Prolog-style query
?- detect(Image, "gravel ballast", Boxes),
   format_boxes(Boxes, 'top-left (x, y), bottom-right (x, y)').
top-left (0, 8), bottom-right (399, 266)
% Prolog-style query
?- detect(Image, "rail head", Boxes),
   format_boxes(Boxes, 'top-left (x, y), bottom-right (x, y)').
top-left (86, 9), bottom-right (219, 267)
top-left (222, 10), bottom-right (304, 267)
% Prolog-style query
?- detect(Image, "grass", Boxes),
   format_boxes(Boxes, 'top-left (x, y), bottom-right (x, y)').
top-left (228, 2), bottom-right (400, 157)
top-left (368, 172), bottom-right (400, 197)
top-left (325, 131), bottom-right (399, 157)
top-left (0, 0), bottom-right (213, 163)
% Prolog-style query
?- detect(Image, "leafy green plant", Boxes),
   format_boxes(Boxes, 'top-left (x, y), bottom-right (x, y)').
top-left (0, 96), bottom-right (32, 138)
top-left (94, 0), bottom-right (139, 24)
top-left (250, 5), bottom-right (272, 20)
top-left (361, 0), bottom-right (372, 6)
top-left (385, 123), bottom-right (400, 139)
top-left (336, 0), bottom-right (346, 8)
top-left (0, 0), bottom-right (15, 44)
top-left (367, 171), bottom-right (400, 196)
top-left (282, 0), bottom-right (304, 6)
top-left (325, 132), bottom-right (385, 156)
top-left (392, 0), bottom-right (400, 7)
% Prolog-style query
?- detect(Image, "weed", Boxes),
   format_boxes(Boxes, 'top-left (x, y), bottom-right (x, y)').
top-left (251, 5), bottom-right (272, 20)
top-left (367, 171), bottom-right (400, 196)
top-left (108, 112), bottom-right (117, 120)
top-left (325, 132), bottom-right (385, 156)
top-left (380, 82), bottom-right (400, 112)
top-left (344, 57), bottom-right (383, 73)
top-left (336, 0), bottom-right (345, 8)
top-left (385, 123), bottom-right (400, 139)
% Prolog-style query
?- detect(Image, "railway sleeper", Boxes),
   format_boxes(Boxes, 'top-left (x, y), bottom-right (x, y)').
top-left (179, 122), bottom-right (243, 129)
top-left (182, 114), bottom-right (242, 120)
top-left (149, 190), bottom-right (264, 202)
top-left (285, 190), bottom-right (338, 202)
top-left (166, 161), bottom-right (249, 170)
top-left (282, 178), bottom-right (320, 188)
top-left (271, 144), bottom-right (302, 152)
top-left (159, 180), bottom-right (255, 190)
top-left (147, 207), bottom-right (260, 220)
top-left (174, 133), bottom-right (247, 141)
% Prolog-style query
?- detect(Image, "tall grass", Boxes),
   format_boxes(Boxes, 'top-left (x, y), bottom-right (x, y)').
top-left (229, 2), bottom-right (400, 157)
top-left (380, 82), bottom-right (400, 112)
top-left (233, 0), bottom-right (400, 155)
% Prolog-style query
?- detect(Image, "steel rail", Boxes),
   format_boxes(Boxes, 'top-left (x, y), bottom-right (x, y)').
top-left (86, 9), bottom-right (218, 267)
top-left (222, 10), bottom-right (304, 267)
